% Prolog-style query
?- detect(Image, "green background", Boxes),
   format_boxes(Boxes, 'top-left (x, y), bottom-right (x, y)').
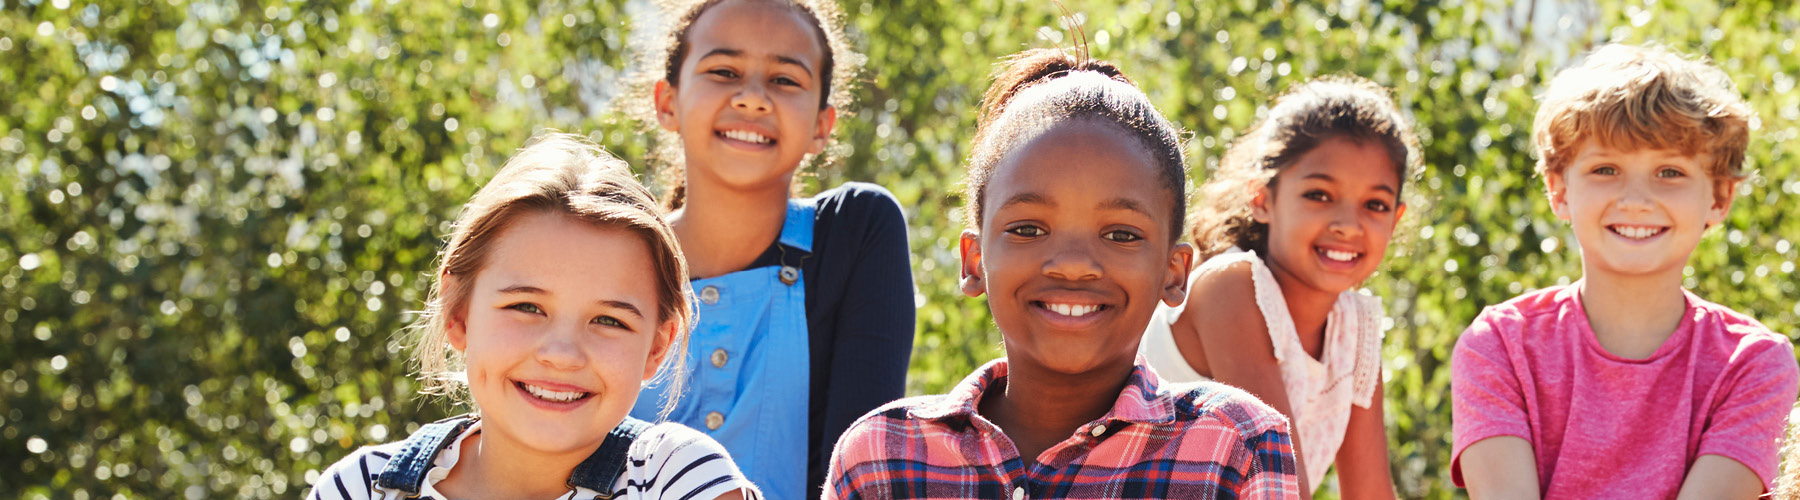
top-left (2, 0), bottom-right (1797, 497)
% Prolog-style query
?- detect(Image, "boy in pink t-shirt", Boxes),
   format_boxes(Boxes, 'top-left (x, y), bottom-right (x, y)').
top-left (1450, 43), bottom-right (1800, 499)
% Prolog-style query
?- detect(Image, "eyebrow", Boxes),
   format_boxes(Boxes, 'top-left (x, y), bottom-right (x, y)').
top-left (697, 48), bottom-right (816, 76)
top-left (497, 285), bottom-right (646, 319)
top-left (1302, 172), bottom-right (1396, 196)
top-left (998, 193), bottom-right (1156, 219)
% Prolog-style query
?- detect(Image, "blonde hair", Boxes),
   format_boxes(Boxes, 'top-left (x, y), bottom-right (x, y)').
top-left (623, 0), bottom-right (863, 208)
top-left (408, 133), bottom-right (693, 419)
top-left (1533, 43), bottom-right (1752, 201)
top-left (1189, 76), bottom-right (1419, 260)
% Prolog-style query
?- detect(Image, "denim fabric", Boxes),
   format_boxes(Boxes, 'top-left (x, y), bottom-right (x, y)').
top-left (633, 200), bottom-right (814, 500)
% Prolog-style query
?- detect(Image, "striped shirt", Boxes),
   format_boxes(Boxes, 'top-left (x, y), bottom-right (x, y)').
top-left (308, 420), bottom-right (761, 500)
top-left (825, 359), bottom-right (1299, 500)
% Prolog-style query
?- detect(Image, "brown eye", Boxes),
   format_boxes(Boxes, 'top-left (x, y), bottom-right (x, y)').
top-left (1006, 225), bottom-right (1046, 237)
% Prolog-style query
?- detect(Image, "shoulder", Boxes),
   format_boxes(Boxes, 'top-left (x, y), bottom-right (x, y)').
top-left (831, 395), bottom-right (944, 457)
top-left (309, 441), bottom-right (406, 499)
top-left (1164, 380), bottom-right (1290, 439)
top-left (1184, 259), bottom-right (1259, 313)
top-left (626, 423), bottom-right (759, 499)
top-left (1456, 285), bottom-right (1572, 347)
top-left (630, 422), bottom-right (736, 464)
top-left (810, 182), bottom-right (905, 224)
top-left (1685, 295), bottom-right (1798, 370)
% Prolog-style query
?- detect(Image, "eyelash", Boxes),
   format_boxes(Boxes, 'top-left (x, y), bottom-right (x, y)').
top-left (1104, 230), bottom-right (1143, 242)
top-left (506, 303), bottom-right (628, 329)
top-left (1006, 225), bottom-right (1046, 237)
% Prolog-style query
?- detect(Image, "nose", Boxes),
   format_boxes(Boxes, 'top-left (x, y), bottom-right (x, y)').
top-left (1616, 176), bottom-right (1655, 213)
top-left (1328, 204), bottom-right (1364, 239)
top-left (1041, 237), bottom-right (1103, 281)
top-left (731, 80), bottom-right (771, 113)
top-left (534, 323), bottom-right (587, 370)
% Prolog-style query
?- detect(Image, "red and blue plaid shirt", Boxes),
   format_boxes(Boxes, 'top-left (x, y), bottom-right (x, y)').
top-left (825, 358), bottom-right (1299, 500)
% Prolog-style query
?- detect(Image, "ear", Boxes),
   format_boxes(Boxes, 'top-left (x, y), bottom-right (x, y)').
top-left (654, 80), bottom-right (680, 132)
top-left (443, 273), bottom-right (470, 351)
top-left (1706, 179), bottom-right (1738, 228)
top-left (1544, 170), bottom-right (1572, 221)
top-left (1391, 202), bottom-right (1409, 229)
top-left (809, 105), bottom-right (838, 155)
top-left (642, 318), bottom-right (681, 381)
top-left (1161, 242), bottom-right (1196, 307)
top-left (959, 229), bottom-right (986, 298)
top-left (1249, 182), bottom-right (1274, 224)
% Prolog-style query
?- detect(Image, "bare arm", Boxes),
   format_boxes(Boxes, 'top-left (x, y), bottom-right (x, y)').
top-left (1178, 263), bottom-right (1311, 498)
top-left (711, 488), bottom-right (748, 500)
top-left (1674, 455), bottom-right (1762, 500)
top-left (1459, 436), bottom-right (1540, 500)
top-left (1334, 379), bottom-right (1397, 500)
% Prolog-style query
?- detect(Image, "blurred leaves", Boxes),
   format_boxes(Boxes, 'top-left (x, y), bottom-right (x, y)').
top-left (1, 0), bottom-right (1796, 498)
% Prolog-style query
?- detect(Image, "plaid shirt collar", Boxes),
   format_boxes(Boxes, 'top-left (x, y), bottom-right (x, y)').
top-left (908, 357), bottom-right (1178, 426)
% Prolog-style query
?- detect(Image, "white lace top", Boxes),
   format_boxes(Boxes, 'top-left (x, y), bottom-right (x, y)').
top-left (1140, 247), bottom-right (1385, 490)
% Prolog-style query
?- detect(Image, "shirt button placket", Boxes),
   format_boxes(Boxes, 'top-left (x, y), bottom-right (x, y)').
top-left (1012, 486), bottom-right (1026, 500)
top-left (705, 411), bottom-right (724, 430)
top-left (710, 348), bottom-right (728, 368)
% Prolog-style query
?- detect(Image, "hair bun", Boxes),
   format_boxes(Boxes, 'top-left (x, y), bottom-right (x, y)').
top-left (977, 48), bottom-right (1128, 131)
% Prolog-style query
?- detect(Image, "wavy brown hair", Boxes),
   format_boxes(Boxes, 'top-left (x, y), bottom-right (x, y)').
top-left (963, 48), bottom-right (1188, 240)
top-left (1533, 43), bottom-right (1751, 202)
top-left (408, 133), bottom-right (693, 419)
top-left (1189, 76), bottom-right (1419, 260)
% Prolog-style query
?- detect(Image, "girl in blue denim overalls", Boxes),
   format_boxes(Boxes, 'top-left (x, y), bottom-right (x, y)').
top-left (631, 1), bottom-right (916, 499)
top-left (309, 134), bottom-right (759, 500)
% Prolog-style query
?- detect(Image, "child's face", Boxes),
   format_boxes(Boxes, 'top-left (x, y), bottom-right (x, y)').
top-left (1546, 142), bottom-right (1731, 281)
top-left (959, 120), bottom-right (1192, 376)
top-left (1253, 137), bottom-right (1405, 296)
top-left (654, 0), bottom-right (836, 193)
top-left (447, 211), bottom-right (676, 458)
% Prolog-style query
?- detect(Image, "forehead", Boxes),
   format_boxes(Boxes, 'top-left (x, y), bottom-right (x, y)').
top-left (984, 120), bottom-right (1169, 222)
top-left (1280, 137), bottom-right (1400, 189)
top-left (477, 212), bottom-right (661, 301)
top-left (685, 0), bottom-right (825, 70)
top-left (1569, 141), bottom-right (1709, 167)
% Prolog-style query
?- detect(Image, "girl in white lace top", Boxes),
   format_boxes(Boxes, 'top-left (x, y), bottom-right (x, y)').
top-left (1141, 76), bottom-right (1419, 499)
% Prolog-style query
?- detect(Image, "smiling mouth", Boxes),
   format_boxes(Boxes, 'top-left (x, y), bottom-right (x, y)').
top-left (517, 382), bottom-right (592, 403)
top-left (1609, 224), bottom-right (1668, 240)
top-left (1034, 301), bottom-right (1107, 318)
top-left (718, 129), bottom-right (774, 145)
top-left (1317, 247), bottom-right (1362, 263)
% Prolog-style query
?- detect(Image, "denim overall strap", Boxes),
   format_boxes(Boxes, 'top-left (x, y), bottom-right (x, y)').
top-left (567, 416), bottom-right (651, 496)
top-left (630, 200), bottom-right (815, 500)
top-left (374, 414), bottom-right (478, 495)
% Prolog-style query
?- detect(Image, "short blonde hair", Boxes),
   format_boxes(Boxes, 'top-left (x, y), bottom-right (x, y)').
top-left (409, 133), bottom-right (693, 419)
top-left (1533, 43), bottom-right (1752, 201)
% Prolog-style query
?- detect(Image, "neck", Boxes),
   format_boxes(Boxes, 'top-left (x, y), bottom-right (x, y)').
top-left (979, 358), bottom-right (1134, 465)
top-left (1578, 266), bottom-right (1688, 359)
top-left (436, 428), bottom-right (587, 499)
top-left (670, 175), bottom-right (793, 279)
top-left (1262, 257), bottom-right (1340, 360)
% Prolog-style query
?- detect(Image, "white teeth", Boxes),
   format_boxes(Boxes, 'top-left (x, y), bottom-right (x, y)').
top-left (722, 130), bottom-right (771, 144)
top-left (1613, 225), bottom-right (1662, 239)
top-left (1322, 249), bottom-right (1360, 262)
top-left (522, 383), bottom-right (586, 403)
top-left (1045, 303), bottom-right (1098, 317)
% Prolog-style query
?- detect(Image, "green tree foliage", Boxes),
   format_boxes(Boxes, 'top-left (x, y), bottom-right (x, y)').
top-left (1, 0), bottom-right (1796, 498)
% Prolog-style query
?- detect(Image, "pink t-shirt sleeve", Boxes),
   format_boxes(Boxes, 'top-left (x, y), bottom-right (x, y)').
top-left (1450, 306), bottom-right (1534, 487)
top-left (1693, 333), bottom-right (1799, 491)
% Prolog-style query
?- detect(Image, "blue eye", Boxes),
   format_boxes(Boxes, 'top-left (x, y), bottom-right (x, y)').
top-left (1658, 167), bottom-right (1685, 178)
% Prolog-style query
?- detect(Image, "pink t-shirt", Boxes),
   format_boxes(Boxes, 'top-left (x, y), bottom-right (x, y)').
top-left (1451, 282), bottom-right (1798, 497)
